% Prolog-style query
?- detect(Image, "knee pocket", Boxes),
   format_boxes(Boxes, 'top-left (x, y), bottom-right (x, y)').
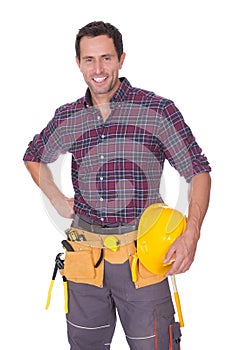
top-left (67, 322), bottom-right (114, 350)
top-left (169, 322), bottom-right (182, 350)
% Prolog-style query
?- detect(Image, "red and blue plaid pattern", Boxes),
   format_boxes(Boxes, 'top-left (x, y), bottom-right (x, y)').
top-left (23, 78), bottom-right (211, 225)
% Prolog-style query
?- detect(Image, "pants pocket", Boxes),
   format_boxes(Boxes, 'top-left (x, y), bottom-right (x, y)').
top-left (169, 322), bottom-right (182, 350)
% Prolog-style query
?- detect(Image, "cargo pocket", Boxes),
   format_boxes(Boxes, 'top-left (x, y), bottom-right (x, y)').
top-left (169, 322), bottom-right (182, 350)
top-left (64, 248), bottom-right (96, 280)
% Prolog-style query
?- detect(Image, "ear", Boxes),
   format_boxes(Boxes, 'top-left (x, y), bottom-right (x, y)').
top-left (75, 56), bottom-right (80, 68)
top-left (119, 52), bottom-right (126, 69)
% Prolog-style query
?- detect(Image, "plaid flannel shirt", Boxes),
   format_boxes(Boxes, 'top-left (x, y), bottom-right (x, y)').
top-left (23, 78), bottom-right (211, 225)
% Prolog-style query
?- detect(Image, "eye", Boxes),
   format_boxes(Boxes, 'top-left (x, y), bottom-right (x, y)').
top-left (84, 57), bottom-right (93, 63)
top-left (103, 55), bottom-right (111, 61)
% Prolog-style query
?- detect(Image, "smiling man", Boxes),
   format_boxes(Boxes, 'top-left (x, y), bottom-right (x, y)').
top-left (23, 21), bottom-right (211, 350)
top-left (77, 35), bottom-right (125, 102)
top-left (76, 31), bottom-right (126, 122)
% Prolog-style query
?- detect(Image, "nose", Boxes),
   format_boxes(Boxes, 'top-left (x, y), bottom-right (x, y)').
top-left (94, 59), bottom-right (104, 74)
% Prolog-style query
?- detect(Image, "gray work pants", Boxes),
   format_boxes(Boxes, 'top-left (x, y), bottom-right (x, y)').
top-left (66, 261), bottom-right (181, 350)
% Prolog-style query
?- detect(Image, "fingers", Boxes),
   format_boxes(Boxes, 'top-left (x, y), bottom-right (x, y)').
top-left (66, 199), bottom-right (75, 218)
top-left (164, 236), bottom-right (197, 276)
top-left (54, 197), bottom-right (75, 218)
top-left (66, 198), bottom-right (75, 218)
top-left (163, 245), bottom-right (176, 265)
top-left (166, 256), bottom-right (189, 276)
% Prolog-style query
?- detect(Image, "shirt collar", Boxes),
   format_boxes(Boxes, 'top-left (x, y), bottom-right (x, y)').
top-left (84, 77), bottom-right (132, 108)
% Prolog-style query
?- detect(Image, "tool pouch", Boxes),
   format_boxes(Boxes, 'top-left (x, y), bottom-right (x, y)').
top-left (128, 245), bottom-right (166, 288)
top-left (62, 241), bottom-right (104, 288)
top-left (169, 322), bottom-right (182, 350)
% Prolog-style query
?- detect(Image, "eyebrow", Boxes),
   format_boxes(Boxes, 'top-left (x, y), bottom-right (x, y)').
top-left (82, 53), bottom-right (115, 60)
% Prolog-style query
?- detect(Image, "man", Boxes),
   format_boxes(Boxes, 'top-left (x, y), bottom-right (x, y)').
top-left (23, 21), bottom-right (211, 350)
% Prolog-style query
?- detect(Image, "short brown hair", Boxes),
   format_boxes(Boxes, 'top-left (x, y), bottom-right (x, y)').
top-left (75, 21), bottom-right (123, 61)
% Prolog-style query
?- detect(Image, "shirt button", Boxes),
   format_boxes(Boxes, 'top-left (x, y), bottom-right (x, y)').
top-left (101, 134), bottom-right (105, 139)
top-left (100, 176), bottom-right (104, 181)
top-left (100, 197), bottom-right (104, 201)
top-left (100, 217), bottom-right (104, 222)
top-left (97, 115), bottom-right (101, 120)
top-left (100, 155), bottom-right (104, 160)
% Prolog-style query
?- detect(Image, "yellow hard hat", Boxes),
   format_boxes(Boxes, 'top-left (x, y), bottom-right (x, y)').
top-left (137, 203), bottom-right (187, 275)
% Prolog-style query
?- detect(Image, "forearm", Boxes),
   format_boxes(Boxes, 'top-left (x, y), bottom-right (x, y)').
top-left (24, 161), bottom-right (74, 218)
top-left (165, 171), bottom-right (211, 275)
top-left (24, 161), bottom-right (64, 202)
top-left (186, 172), bottom-right (211, 239)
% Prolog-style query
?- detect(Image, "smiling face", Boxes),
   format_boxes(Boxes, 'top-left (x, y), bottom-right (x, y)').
top-left (76, 35), bottom-right (126, 104)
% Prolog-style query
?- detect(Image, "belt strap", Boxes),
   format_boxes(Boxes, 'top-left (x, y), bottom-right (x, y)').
top-left (66, 227), bottom-right (138, 248)
top-left (72, 215), bottom-right (138, 235)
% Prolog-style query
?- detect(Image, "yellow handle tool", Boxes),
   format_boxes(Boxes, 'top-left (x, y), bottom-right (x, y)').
top-left (45, 252), bottom-right (69, 313)
top-left (45, 280), bottom-right (55, 310)
top-left (171, 275), bottom-right (184, 327)
top-left (63, 276), bottom-right (69, 314)
top-left (131, 253), bottom-right (139, 282)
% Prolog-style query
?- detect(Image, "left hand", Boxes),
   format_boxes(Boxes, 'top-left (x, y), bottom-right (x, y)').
top-left (163, 226), bottom-right (199, 276)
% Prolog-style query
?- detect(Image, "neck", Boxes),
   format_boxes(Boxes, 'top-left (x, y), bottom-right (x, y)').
top-left (96, 103), bottom-right (111, 121)
top-left (91, 79), bottom-right (121, 121)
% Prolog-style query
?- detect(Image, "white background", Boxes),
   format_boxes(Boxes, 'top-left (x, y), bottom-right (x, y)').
top-left (1, 0), bottom-right (233, 349)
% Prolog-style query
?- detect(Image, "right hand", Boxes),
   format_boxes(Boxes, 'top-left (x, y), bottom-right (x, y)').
top-left (52, 196), bottom-right (75, 218)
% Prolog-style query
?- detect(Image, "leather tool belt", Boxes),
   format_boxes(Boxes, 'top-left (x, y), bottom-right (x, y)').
top-left (66, 226), bottom-right (138, 247)
top-left (46, 226), bottom-right (166, 314)
top-left (61, 227), bottom-right (165, 289)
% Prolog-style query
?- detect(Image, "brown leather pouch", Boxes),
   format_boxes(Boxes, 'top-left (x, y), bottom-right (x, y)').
top-left (63, 241), bottom-right (104, 288)
top-left (126, 242), bottom-right (166, 288)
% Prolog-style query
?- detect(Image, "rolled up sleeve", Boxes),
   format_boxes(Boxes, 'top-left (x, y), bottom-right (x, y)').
top-left (159, 100), bottom-right (211, 182)
top-left (23, 108), bottom-right (65, 163)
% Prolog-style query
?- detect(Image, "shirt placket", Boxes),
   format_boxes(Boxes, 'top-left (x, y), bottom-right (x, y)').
top-left (95, 112), bottom-right (108, 223)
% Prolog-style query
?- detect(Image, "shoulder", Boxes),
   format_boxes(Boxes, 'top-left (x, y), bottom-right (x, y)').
top-left (127, 83), bottom-right (173, 111)
top-left (54, 97), bottom-right (85, 119)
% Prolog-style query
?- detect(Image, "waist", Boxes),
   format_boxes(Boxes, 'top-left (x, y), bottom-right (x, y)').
top-left (66, 226), bottom-right (138, 248)
top-left (71, 214), bottom-right (138, 235)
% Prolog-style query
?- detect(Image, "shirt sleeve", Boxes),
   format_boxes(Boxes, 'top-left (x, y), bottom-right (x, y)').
top-left (23, 108), bottom-right (66, 163)
top-left (158, 100), bottom-right (211, 182)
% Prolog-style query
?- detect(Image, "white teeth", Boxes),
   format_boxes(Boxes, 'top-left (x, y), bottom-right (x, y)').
top-left (93, 77), bottom-right (106, 83)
